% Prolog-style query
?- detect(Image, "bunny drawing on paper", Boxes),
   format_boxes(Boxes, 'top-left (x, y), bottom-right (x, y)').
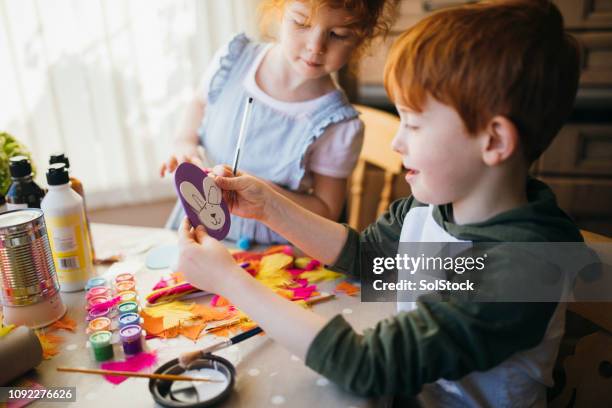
top-left (179, 178), bottom-right (225, 230)
top-left (174, 162), bottom-right (231, 240)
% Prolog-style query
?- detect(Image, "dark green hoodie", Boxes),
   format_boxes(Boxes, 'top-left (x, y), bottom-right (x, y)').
top-left (305, 178), bottom-right (583, 397)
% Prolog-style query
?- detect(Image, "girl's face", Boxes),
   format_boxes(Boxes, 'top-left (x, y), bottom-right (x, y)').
top-left (279, 1), bottom-right (360, 79)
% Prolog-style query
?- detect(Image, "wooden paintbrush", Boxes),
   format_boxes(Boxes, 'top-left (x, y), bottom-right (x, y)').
top-left (56, 367), bottom-right (224, 382)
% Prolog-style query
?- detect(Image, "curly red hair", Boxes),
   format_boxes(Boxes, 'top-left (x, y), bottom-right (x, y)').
top-left (259, 0), bottom-right (398, 61)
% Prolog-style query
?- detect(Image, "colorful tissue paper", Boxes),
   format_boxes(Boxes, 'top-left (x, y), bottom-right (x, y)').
top-left (35, 331), bottom-right (64, 359)
top-left (0, 324), bottom-right (15, 338)
top-left (141, 301), bottom-right (236, 340)
top-left (144, 247), bottom-right (349, 341)
top-left (49, 315), bottom-right (76, 332)
top-left (335, 280), bottom-right (360, 296)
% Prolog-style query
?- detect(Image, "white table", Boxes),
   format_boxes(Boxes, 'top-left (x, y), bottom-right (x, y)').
top-left (31, 223), bottom-right (398, 408)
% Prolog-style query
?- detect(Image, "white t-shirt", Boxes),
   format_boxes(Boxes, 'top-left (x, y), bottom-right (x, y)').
top-left (199, 41), bottom-right (364, 181)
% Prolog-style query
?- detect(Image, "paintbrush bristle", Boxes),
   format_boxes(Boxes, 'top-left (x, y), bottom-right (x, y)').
top-left (178, 350), bottom-right (203, 369)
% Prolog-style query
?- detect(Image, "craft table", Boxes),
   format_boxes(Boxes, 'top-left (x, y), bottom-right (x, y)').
top-left (30, 223), bottom-right (399, 408)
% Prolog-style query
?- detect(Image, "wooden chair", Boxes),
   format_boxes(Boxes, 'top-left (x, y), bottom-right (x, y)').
top-left (348, 104), bottom-right (402, 230)
top-left (549, 230), bottom-right (612, 407)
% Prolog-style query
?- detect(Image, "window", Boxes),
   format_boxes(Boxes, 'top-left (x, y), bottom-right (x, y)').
top-left (0, 0), bottom-right (259, 208)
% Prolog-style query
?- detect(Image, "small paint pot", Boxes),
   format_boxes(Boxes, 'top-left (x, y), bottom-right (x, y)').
top-left (117, 301), bottom-right (138, 315)
top-left (87, 295), bottom-right (110, 310)
top-left (87, 307), bottom-right (111, 321)
top-left (88, 317), bottom-right (112, 333)
top-left (118, 291), bottom-right (138, 304)
top-left (118, 312), bottom-right (140, 329)
top-left (120, 324), bottom-right (143, 355)
top-left (89, 330), bottom-right (114, 362)
top-left (85, 276), bottom-right (107, 291)
top-left (86, 286), bottom-right (110, 300)
top-left (115, 273), bottom-right (135, 284)
top-left (115, 280), bottom-right (136, 293)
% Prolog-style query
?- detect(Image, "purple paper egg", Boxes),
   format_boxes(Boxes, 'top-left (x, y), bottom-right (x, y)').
top-left (174, 162), bottom-right (231, 240)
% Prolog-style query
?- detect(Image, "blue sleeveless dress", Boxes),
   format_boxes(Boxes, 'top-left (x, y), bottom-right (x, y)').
top-left (167, 33), bottom-right (359, 244)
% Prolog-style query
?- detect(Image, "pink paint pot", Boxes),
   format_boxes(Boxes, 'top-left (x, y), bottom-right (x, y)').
top-left (87, 295), bottom-right (110, 310)
top-left (86, 286), bottom-right (110, 300)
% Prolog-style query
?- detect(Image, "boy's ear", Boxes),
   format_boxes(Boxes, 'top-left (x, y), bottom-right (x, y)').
top-left (481, 116), bottom-right (520, 166)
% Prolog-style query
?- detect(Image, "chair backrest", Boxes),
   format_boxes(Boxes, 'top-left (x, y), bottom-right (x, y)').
top-left (348, 105), bottom-right (402, 230)
top-left (354, 104), bottom-right (402, 171)
top-left (549, 230), bottom-right (612, 407)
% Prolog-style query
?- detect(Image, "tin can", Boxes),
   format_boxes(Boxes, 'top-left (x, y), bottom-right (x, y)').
top-left (0, 209), bottom-right (66, 328)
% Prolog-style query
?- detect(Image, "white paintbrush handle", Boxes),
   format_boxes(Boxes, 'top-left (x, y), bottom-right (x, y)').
top-left (232, 97), bottom-right (254, 175)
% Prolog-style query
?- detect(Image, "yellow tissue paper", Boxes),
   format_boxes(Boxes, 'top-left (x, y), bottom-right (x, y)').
top-left (300, 267), bottom-right (343, 283)
top-left (259, 253), bottom-right (293, 278)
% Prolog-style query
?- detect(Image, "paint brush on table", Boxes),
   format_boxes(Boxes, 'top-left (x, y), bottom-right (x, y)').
top-left (56, 367), bottom-right (224, 382)
top-left (179, 326), bottom-right (263, 368)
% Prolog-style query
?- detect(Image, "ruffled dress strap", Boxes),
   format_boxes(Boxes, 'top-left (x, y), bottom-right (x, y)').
top-left (208, 33), bottom-right (253, 104)
top-left (295, 92), bottom-right (360, 177)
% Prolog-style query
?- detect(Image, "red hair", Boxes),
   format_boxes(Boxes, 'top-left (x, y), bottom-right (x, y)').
top-left (259, 0), bottom-right (398, 61)
top-left (384, 0), bottom-right (581, 162)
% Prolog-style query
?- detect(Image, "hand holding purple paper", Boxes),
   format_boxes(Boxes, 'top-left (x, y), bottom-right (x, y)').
top-left (174, 162), bottom-right (231, 240)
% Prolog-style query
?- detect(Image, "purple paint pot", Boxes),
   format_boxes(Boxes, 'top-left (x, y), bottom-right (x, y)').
top-left (119, 324), bottom-right (143, 355)
top-left (87, 307), bottom-right (111, 321)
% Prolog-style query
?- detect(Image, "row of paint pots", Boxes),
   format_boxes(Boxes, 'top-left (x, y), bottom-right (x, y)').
top-left (84, 274), bottom-right (144, 361)
top-left (86, 273), bottom-right (138, 312)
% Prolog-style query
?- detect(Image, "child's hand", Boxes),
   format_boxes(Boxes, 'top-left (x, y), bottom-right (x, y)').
top-left (210, 164), bottom-right (276, 222)
top-left (159, 143), bottom-right (203, 177)
top-left (177, 218), bottom-right (242, 295)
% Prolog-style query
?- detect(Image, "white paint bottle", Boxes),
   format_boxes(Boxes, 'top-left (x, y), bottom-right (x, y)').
top-left (41, 163), bottom-right (93, 292)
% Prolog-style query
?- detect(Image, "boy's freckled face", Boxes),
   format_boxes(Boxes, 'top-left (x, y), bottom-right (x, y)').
top-left (391, 96), bottom-right (485, 205)
top-left (280, 1), bottom-right (359, 79)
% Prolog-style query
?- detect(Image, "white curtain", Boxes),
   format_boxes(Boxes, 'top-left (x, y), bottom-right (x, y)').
top-left (0, 0), bottom-right (260, 208)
